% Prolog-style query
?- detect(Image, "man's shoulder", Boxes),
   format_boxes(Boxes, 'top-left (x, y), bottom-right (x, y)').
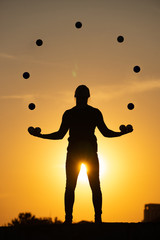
top-left (64, 106), bottom-right (76, 113)
top-left (87, 105), bottom-right (102, 114)
top-left (63, 107), bottom-right (76, 117)
top-left (63, 105), bottom-right (102, 116)
top-left (87, 105), bottom-right (99, 110)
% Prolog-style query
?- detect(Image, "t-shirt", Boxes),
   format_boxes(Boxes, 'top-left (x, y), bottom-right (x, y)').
top-left (63, 105), bottom-right (102, 152)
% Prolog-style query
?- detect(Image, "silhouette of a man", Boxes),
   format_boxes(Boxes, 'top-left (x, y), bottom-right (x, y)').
top-left (29, 85), bottom-right (133, 224)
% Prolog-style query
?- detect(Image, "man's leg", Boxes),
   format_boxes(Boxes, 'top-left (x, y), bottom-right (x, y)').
top-left (87, 153), bottom-right (102, 223)
top-left (64, 152), bottom-right (80, 223)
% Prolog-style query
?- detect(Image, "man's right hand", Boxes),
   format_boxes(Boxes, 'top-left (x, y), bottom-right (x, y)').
top-left (119, 124), bottom-right (133, 135)
top-left (28, 126), bottom-right (42, 137)
top-left (126, 124), bottom-right (133, 133)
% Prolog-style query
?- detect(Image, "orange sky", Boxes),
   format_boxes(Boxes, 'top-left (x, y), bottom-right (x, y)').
top-left (0, 0), bottom-right (160, 225)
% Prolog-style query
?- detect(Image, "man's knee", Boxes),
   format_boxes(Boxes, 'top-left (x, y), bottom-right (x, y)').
top-left (65, 183), bottom-right (76, 193)
top-left (90, 181), bottom-right (102, 194)
top-left (88, 175), bottom-right (101, 190)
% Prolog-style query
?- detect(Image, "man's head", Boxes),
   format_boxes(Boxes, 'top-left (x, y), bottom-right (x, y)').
top-left (74, 85), bottom-right (90, 106)
top-left (74, 85), bottom-right (90, 98)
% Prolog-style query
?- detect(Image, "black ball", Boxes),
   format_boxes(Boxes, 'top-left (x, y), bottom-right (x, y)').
top-left (23, 72), bottom-right (30, 79)
top-left (28, 103), bottom-right (36, 110)
top-left (28, 126), bottom-right (35, 134)
top-left (133, 66), bottom-right (141, 73)
top-left (117, 35), bottom-right (124, 43)
top-left (75, 21), bottom-right (82, 29)
top-left (36, 39), bottom-right (43, 46)
top-left (126, 124), bottom-right (133, 132)
top-left (119, 125), bottom-right (126, 132)
top-left (127, 103), bottom-right (134, 110)
top-left (34, 127), bottom-right (41, 134)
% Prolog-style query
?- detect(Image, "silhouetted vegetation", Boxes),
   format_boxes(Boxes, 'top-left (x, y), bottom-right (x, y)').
top-left (152, 216), bottom-right (160, 223)
top-left (8, 212), bottom-right (62, 226)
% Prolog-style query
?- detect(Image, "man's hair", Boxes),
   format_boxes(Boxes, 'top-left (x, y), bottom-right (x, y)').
top-left (74, 85), bottom-right (90, 98)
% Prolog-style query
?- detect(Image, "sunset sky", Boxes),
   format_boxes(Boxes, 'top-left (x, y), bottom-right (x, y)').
top-left (0, 0), bottom-right (160, 225)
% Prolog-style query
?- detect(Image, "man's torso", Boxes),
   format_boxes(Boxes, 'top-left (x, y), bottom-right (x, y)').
top-left (65, 105), bottom-right (100, 152)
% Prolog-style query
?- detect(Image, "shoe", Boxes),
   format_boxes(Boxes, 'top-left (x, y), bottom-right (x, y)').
top-left (95, 215), bottom-right (102, 224)
top-left (63, 220), bottom-right (72, 225)
top-left (63, 215), bottom-right (72, 224)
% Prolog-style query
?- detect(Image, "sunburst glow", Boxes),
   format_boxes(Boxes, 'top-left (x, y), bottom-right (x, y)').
top-left (77, 154), bottom-right (107, 183)
top-left (78, 163), bottom-right (88, 183)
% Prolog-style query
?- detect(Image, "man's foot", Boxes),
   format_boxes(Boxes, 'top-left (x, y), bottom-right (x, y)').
top-left (63, 215), bottom-right (72, 224)
top-left (95, 215), bottom-right (102, 224)
top-left (63, 220), bottom-right (72, 225)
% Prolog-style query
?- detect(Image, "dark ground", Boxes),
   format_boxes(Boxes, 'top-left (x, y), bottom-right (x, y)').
top-left (0, 222), bottom-right (160, 240)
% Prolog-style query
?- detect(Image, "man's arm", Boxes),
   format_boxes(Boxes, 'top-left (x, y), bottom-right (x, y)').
top-left (29, 111), bottom-right (69, 140)
top-left (96, 110), bottom-right (132, 137)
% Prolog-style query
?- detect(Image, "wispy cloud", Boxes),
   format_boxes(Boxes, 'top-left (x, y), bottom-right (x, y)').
top-left (1, 79), bottom-right (159, 103)
top-left (129, 79), bottom-right (160, 93)
top-left (0, 93), bottom-right (58, 101)
top-left (93, 79), bottom-right (160, 102)
top-left (0, 94), bottom-right (35, 100)
top-left (0, 52), bottom-right (16, 60)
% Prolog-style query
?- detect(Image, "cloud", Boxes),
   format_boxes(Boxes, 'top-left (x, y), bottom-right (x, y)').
top-left (1, 79), bottom-right (159, 103)
top-left (0, 93), bottom-right (58, 101)
top-left (130, 79), bottom-right (160, 92)
top-left (93, 79), bottom-right (160, 102)
top-left (0, 94), bottom-right (35, 100)
top-left (0, 53), bottom-right (16, 60)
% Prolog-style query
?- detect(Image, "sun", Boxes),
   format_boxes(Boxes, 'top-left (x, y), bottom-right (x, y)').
top-left (78, 163), bottom-right (88, 183)
top-left (77, 154), bottom-right (107, 183)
